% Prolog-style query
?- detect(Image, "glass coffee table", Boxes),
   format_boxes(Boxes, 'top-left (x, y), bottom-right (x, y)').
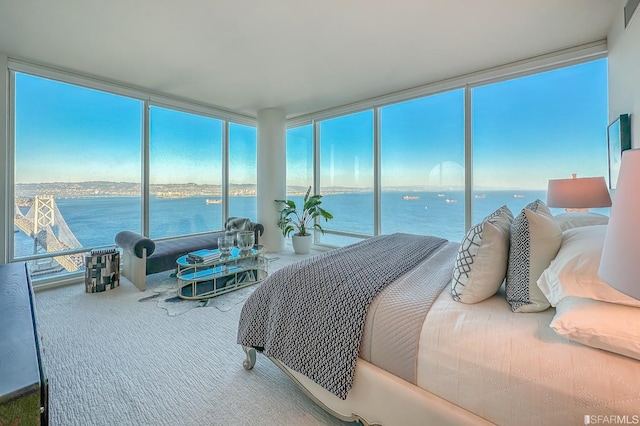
top-left (175, 245), bottom-right (268, 300)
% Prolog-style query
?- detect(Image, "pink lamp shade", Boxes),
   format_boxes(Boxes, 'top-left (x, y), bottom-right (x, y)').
top-left (599, 149), bottom-right (640, 300)
top-left (546, 175), bottom-right (612, 209)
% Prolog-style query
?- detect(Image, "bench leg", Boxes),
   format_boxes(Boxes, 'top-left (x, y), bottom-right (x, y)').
top-left (121, 249), bottom-right (147, 291)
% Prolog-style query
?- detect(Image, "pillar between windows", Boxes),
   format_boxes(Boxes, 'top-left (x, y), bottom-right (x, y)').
top-left (257, 108), bottom-right (286, 252)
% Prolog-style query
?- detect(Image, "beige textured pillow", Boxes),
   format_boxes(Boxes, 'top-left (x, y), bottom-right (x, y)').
top-left (551, 296), bottom-right (640, 361)
top-left (451, 205), bottom-right (513, 304)
top-left (506, 200), bottom-right (560, 312)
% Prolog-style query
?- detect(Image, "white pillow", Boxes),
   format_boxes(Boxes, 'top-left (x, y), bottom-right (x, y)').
top-left (451, 205), bottom-right (513, 304)
top-left (537, 225), bottom-right (640, 308)
top-left (551, 296), bottom-right (640, 361)
top-left (553, 212), bottom-right (609, 231)
top-left (506, 200), bottom-right (560, 312)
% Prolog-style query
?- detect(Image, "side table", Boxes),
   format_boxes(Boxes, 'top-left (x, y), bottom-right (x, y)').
top-left (175, 245), bottom-right (268, 300)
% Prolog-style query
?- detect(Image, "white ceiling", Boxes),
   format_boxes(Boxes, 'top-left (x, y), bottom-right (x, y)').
top-left (0, 0), bottom-right (623, 119)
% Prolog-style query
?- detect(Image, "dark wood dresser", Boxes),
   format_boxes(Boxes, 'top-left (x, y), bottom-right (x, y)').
top-left (0, 262), bottom-right (49, 425)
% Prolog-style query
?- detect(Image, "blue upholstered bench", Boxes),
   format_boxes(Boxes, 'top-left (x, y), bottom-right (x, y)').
top-left (115, 218), bottom-right (264, 291)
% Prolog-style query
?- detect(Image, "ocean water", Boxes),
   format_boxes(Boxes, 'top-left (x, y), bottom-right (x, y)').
top-left (317, 190), bottom-right (551, 244)
top-left (14, 195), bottom-right (259, 257)
top-left (14, 190), bottom-right (610, 259)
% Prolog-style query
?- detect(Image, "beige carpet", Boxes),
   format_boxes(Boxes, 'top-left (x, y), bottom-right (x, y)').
top-left (137, 269), bottom-right (259, 317)
top-left (34, 248), bottom-right (356, 426)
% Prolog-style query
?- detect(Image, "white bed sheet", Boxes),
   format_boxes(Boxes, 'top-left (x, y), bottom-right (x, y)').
top-left (418, 288), bottom-right (640, 425)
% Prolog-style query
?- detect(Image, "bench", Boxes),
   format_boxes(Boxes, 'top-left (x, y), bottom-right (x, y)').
top-left (115, 218), bottom-right (264, 291)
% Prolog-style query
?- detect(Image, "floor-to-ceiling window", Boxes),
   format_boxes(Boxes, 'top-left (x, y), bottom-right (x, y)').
top-left (286, 58), bottom-right (608, 248)
top-left (283, 124), bottom-right (314, 224)
top-left (10, 67), bottom-right (257, 283)
top-left (380, 89), bottom-right (465, 241)
top-left (13, 72), bottom-right (142, 277)
top-left (286, 124), bottom-right (313, 195)
top-left (8, 54), bottom-right (608, 280)
top-left (149, 106), bottom-right (224, 239)
top-left (318, 111), bottom-right (374, 246)
top-left (228, 122), bottom-right (257, 219)
top-left (471, 59), bottom-right (609, 222)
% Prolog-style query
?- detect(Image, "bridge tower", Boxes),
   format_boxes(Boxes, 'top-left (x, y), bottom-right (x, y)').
top-left (31, 195), bottom-right (57, 271)
top-left (33, 195), bottom-right (55, 235)
top-left (14, 194), bottom-right (84, 274)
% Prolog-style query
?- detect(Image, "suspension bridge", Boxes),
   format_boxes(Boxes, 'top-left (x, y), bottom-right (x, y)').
top-left (14, 195), bottom-right (85, 273)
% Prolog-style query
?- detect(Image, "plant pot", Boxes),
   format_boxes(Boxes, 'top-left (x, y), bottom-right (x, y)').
top-left (291, 233), bottom-right (313, 254)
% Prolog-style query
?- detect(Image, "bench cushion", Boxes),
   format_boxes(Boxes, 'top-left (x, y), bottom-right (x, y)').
top-left (115, 231), bottom-right (156, 258)
top-left (146, 232), bottom-right (224, 275)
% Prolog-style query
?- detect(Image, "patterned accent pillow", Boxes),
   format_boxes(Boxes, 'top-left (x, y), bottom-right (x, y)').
top-left (451, 205), bottom-right (513, 304)
top-left (506, 199), bottom-right (561, 312)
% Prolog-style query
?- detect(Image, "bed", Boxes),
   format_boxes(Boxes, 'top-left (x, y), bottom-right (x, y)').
top-left (237, 202), bottom-right (640, 426)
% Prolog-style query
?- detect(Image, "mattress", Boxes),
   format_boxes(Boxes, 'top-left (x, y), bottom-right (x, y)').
top-left (418, 287), bottom-right (640, 425)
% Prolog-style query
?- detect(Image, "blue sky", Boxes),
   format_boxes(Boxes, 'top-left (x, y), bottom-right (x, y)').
top-left (289, 59), bottom-right (608, 190)
top-left (15, 59), bottom-right (608, 190)
top-left (14, 73), bottom-right (256, 185)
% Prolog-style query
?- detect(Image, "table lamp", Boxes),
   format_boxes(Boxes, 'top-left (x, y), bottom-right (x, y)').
top-left (546, 174), bottom-right (612, 212)
top-left (599, 149), bottom-right (640, 300)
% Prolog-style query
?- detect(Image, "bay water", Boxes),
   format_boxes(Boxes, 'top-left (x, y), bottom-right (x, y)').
top-left (14, 190), bottom-right (609, 258)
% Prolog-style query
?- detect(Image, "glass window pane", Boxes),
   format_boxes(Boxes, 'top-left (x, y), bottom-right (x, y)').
top-left (229, 123), bottom-right (257, 220)
top-left (149, 106), bottom-right (223, 238)
top-left (286, 124), bottom-right (313, 195)
top-left (13, 72), bottom-right (142, 277)
top-left (318, 110), bottom-right (374, 243)
top-left (380, 90), bottom-right (465, 241)
top-left (471, 59), bottom-right (609, 223)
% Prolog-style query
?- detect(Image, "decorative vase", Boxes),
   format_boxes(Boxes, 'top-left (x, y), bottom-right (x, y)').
top-left (236, 231), bottom-right (255, 253)
top-left (291, 233), bottom-right (313, 254)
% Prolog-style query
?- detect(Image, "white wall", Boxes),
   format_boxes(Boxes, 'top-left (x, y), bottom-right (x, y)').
top-left (608, 4), bottom-right (640, 148)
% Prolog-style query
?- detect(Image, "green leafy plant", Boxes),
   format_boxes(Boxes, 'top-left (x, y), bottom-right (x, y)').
top-left (275, 186), bottom-right (333, 237)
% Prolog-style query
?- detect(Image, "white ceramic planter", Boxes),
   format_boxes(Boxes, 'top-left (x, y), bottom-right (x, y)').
top-left (291, 233), bottom-right (313, 254)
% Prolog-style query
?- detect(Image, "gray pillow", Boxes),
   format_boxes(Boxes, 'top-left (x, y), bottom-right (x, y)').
top-left (225, 217), bottom-right (252, 232)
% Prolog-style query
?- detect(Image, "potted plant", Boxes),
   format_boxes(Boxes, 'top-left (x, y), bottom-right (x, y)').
top-left (275, 186), bottom-right (333, 254)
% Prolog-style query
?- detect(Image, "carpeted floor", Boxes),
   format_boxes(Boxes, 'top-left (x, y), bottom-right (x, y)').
top-left (137, 269), bottom-right (260, 317)
top-left (34, 248), bottom-right (355, 426)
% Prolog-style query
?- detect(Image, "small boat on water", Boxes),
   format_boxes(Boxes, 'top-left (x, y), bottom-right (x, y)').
top-left (402, 195), bottom-right (420, 200)
top-left (474, 194), bottom-right (486, 199)
top-left (437, 194), bottom-right (445, 197)
top-left (513, 194), bottom-right (525, 198)
top-left (206, 198), bottom-right (222, 204)
top-left (445, 199), bottom-right (458, 204)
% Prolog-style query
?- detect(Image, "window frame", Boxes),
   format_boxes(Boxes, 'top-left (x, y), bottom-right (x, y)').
top-left (6, 61), bottom-right (257, 287)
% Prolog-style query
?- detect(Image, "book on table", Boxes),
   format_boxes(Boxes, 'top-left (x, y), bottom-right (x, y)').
top-left (187, 249), bottom-right (220, 263)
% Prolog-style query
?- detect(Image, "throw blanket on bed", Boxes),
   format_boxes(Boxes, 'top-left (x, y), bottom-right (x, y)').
top-left (237, 233), bottom-right (447, 399)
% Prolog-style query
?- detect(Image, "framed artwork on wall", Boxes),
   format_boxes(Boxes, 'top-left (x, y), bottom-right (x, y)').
top-left (607, 113), bottom-right (632, 189)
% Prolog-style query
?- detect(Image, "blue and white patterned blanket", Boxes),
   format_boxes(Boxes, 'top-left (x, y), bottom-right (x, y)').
top-left (237, 233), bottom-right (447, 399)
